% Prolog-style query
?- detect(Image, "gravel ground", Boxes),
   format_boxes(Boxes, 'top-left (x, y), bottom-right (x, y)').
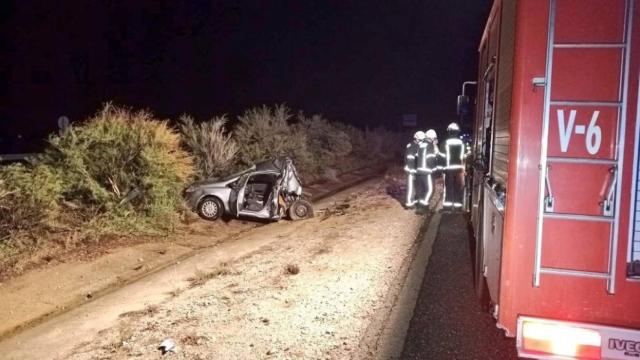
top-left (59, 172), bottom-right (428, 360)
top-left (401, 213), bottom-right (518, 360)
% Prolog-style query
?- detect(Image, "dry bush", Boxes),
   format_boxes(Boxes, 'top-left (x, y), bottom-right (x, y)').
top-left (42, 103), bottom-right (195, 233)
top-left (233, 105), bottom-right (312, 173)
top-left (1, 103), bottom-right (196, 252)
top-left (374, 126), bottom-right (403, 160)
top-left (328, 123), bottom-right (367, 173)
top-left (179, 115), bottom-right (238, 180)
top-left (337, 124), bottom-right (402, 167)
top-left (296, 113), bottom-right (352, 177)
top-left (0, 163), bottom-right (63, 244)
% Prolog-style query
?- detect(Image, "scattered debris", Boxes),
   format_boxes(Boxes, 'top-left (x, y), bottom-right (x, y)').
top-left (168, 287), bottom-right (185, 298)
top-left (285, 264), bottom-right (300, 275)
top-left (319, 202), bottom-right (350, 220)
top-left (180, 334), bottom-right (208, 346)
top-left (119, 305), bottom-right (160, 319)
top-left (187, 265), bottom-right (232, 288)
top-left (158, 339), bottom-right (177, 355)
top-left (86, 293), bottom-right (93, 300)
top-left (313, 244), bottom-right (332, 256)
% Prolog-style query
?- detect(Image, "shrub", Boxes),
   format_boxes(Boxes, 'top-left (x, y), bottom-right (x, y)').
top-left (179, 115), bottom-right (238, 180)
top-left (233, 105), bottom-right (312, 175)
top-left (0, 163), bottom-right (63, 243)
top-left (1, 102), bottom-right (405, 249)
top-left (367, 126), bottom-right (402, 161)
top-left (41, 104), bottom-right (194, 232)
top-left (296, 113), bottom-right (352, 174)
top-left (328, 123), bottom-right (404, 173)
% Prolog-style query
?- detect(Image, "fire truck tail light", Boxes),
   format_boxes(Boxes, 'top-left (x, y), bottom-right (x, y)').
top-left (521, 320), bottom-right (601, 359)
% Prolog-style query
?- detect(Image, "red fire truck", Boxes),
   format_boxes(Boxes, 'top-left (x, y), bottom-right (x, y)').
top-left (466, 0), bottom-right (640, 358)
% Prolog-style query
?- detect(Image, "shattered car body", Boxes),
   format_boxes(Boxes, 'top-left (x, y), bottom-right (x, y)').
top-left (184, 157), bottom-right (313, 221)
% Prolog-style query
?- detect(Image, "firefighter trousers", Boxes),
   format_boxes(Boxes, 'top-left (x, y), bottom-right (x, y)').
top-left (405, 172), bottom-right (417, 207)
top-left (444, 169), bottom-right (464, 209)
top-left (416, 173), bottom-right (433, 207)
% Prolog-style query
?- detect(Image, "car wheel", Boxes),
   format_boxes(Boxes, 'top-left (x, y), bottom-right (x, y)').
top-left (288, 199), bottom-right (314, 220)
top-left (197, 197), bottom-right (223, 221)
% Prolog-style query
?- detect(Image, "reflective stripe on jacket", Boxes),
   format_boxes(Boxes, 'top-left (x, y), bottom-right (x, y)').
top-left (405, 142), bottom-right (419, 172)
top-left (445, 138), bottom-right (465, 169)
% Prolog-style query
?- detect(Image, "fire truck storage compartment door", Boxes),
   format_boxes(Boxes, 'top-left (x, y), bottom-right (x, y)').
top-left (491, 0), bottom-right (516, 187)
top-left (482, 184), bottom-right (504, 303)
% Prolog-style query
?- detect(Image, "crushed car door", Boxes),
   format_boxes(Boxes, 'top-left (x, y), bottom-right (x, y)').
top-left (282, 159), bottom-right (303, 195)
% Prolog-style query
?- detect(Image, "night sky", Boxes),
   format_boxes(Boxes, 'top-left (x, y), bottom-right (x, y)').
top-left (1, 0), bottom-right (490, 152)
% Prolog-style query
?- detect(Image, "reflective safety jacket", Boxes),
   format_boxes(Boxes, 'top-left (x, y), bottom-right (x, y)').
top-left (417, 141), bottom-right (438, 174)
top-left (404, 142), bottom-right (419, 173)
top-left (445, 137), bottom-right (465, 170)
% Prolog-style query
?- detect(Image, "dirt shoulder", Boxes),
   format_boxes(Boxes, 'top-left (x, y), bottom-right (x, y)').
top-left (0, 165), bottom-right (386, 340)
top-left (0, 169), bottom-right (433, 360)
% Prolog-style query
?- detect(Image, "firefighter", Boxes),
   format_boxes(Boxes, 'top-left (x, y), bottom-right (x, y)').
top-left (404, 131), bottom-right (425, 208)
top-left (443, 122), bottom-right (465, 211)
top-left (417, 129), bottom-right (439, 208)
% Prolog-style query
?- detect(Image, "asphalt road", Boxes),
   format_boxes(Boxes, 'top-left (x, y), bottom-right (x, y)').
top-left (401, 213), bottom-right (518, 360)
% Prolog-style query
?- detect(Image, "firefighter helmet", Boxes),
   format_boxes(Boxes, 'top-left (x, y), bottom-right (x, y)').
top-left (425, 129), bottom-right (437, 141)
top-left (447, 122), bottom-right (460, 136)
top-left (414, 131), bottom-right (426, 141)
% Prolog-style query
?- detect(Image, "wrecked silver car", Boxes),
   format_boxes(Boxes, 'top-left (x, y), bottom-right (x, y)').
top-left (184, 157), bottom-right (314, 221)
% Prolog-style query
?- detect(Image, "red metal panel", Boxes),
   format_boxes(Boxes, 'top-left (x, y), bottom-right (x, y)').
top-left (541, 219), bottom-right (611, 272)
top-left (555, 0), bottom-right (626, 43)
top-left (498, 0), bottom-right (640, 336)
top-left (551, 48), bottom-right (622, 101)
top-left (547, 163), bottom-right (614, 215)
top-left (498, 0), bottom-right (550, 336)
top-left (547, 106), bottom-right (619, 159)
top-left (526, 276), bottom-right (631, 324)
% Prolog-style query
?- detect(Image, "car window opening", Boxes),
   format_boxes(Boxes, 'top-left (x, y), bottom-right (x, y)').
top-left (243, 173), bottom-right (277, 212)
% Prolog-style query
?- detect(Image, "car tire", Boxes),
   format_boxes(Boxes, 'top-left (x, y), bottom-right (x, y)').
top-left (197, 196), bottom-right (224, 221)
top-left (288, 199), bottom-right (314, 220)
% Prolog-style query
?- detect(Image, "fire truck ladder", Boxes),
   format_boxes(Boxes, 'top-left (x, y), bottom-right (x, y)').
top-left (533, 0), bottom-right (634, 294)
